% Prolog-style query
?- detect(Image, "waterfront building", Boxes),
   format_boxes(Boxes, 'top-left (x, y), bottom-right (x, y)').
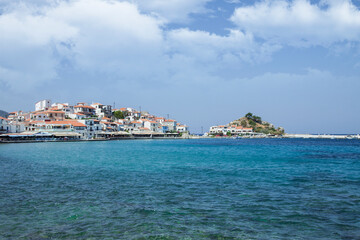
top-left (1, 99), bottom-right (190, 140)
top-left (176, 124), bottom-right (189, 133)
top-left (0, 117), bottom-right (10, 133)
top-left (162, 119), bottom-right (177, 132)
top-left (143, 120), bottom-right (159, 132)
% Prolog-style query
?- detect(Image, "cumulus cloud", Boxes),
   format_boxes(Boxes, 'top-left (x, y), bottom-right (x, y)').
top-left (231, 0), bottom-right (360, 46)
top-left (130, 0), bottom-right (212, 23)
top-left (0, 0), bottom-right (213, 23)
top-left (0, 0), bottom-right (166, 90)
top-left (1, 0), bottom-right (278, 93)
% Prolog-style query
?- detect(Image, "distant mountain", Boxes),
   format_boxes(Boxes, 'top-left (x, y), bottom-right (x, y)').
top-left (0, 110), bottom-right (9, 118)
top-left (230, 113), bottom-right (285, 135)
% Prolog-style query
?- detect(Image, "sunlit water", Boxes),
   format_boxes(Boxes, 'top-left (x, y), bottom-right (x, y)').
top-left (0, 139), bottom-right (359, 239)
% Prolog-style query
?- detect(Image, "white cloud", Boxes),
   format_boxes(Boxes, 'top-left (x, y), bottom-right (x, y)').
top-left (166, 28), bottom-right (281, 79)
top-left (0, 0), bottom-right (166, 90)
top-left (1, 0), bottom-right (276, 93)
top-left (231, 0), bottom-right (360, 46)
top-left (130, 0), bottom-right (212, 23)
top-left (0, 0), bottom-right (212, 23)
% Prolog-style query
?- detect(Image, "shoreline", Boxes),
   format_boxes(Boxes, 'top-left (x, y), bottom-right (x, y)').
top-left (1, 134), bottom-right (360, 143)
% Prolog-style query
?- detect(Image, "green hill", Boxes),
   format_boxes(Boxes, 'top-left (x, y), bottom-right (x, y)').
top-left (230, 113), bottom-right (284, 135)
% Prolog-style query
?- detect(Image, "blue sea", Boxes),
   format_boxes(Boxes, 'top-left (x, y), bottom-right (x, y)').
top-left (0, 139), bottom-right (359, 239)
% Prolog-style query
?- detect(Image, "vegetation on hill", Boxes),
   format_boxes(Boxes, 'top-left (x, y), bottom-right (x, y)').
top-left (0, 110), bottom-right (8, 118)
top-left (231, 112), bottom-right (284, 135)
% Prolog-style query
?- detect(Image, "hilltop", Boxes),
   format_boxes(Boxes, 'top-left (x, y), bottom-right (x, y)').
top-left (0, 110), bottom-right (8, 118)
top-left (230, 113), bottom-right (284, 135)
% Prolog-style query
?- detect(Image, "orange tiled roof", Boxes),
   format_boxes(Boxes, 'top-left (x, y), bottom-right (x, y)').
top-left (145, 120), bottom-right (157, 123)
top-left (43, 120), bottom-right (87, 127)
top-left (131, 121), bottom-right (142, 124)
top-left (43, 111), bottom-right (65, 114)
top-left (74, 105), bottom-right (95, 109)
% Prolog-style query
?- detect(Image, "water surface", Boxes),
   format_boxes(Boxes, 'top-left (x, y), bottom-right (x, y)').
top-left (0, 139), bottom-right (359, 239)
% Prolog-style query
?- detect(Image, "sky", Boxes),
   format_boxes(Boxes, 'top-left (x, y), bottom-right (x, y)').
top-left (0, 0), bottom-right (360, 134)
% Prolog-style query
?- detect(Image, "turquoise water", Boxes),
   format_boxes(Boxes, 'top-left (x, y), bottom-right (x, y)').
top-left (0, 139), bottom-right (359, 239)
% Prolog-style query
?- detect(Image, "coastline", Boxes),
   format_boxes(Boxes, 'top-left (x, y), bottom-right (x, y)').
top-left (1, 133), bottom-right (360, 143)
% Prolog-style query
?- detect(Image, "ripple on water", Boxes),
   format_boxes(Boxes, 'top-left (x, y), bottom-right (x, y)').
top-left (0, 139), bottom-right (359, 239)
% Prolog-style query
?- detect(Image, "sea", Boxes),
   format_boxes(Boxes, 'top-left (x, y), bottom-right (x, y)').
top-left (0, 139), bottom-right (359, 239)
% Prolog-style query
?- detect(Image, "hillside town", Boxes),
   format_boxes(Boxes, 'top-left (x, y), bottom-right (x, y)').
top-left (0, 100), bottom-right (189, 142)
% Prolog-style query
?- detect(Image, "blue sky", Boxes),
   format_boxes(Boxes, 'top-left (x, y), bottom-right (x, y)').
top-left (0, 0), bottom-right (360, 133)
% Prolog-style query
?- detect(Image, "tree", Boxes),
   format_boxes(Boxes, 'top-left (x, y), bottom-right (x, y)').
top-left (241, 120), bottom-right (247, 127)
top-left (253, 115), bottom-right (262, 123)
top-left (114, 110), bottom-right (125, 119)
top-left (248, 119), bottom-right (256, 127)
top-left (226, 131), bottom-right (231, 136)
top-left (245, 112), bottom-right (253, 119)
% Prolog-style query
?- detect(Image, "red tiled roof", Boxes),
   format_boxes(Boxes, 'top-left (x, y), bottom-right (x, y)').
top-left (43, 111), bottom-right (65, 114)
top-left (145, 120), bottom-right (157, 123)
top-left (74, 105), bottom-right (95, 109)
top-left (131, 121), bottom-right (142, 124)
top-left (42, 120), bottom-right (87, 127)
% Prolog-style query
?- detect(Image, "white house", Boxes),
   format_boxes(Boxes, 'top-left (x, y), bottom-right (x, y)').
top-left (78, 119), bottom-right (101, 138)
top-left (35, 100), bottom-right (52, 111)
top-left (162, 119), bottom-right (177, 131)
top-left (68, 113), bottom-right (86, 120)
top-left (131, 121), bottom-right (143, 129)
top-left (31, 112), bottom-right (50, 121)
top-left (91, 103), bottom-right (112, 118)
top-left (0, 117), bottom-right (10, 133)
top-left (143, 120), bottom-right (159, 132)
top-left (209, 125), bottom-right (253, 135)
top-left (176, 124), bottom-right (189, 133)
top-left (74, 104), bottom-right (96, 116)
top-left (8, 122), bottom-right (26, 133)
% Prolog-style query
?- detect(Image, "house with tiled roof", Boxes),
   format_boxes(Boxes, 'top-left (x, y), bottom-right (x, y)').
top-left (143, 120), bottom-right (159, 132)
top-left (74, 104), bottom-right (95, 116)
top-left (162, 119), bottom-right (177, 131)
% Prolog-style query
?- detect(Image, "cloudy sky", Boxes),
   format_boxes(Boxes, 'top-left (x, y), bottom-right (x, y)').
top-left (0, 0), bottom-right (359, 133)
